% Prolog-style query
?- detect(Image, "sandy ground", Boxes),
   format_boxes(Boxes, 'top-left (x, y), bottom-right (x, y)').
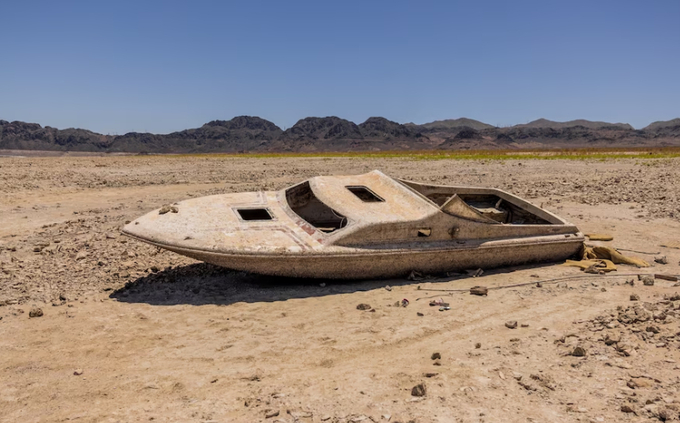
top-left (1, 156), bottom-right (680, 423)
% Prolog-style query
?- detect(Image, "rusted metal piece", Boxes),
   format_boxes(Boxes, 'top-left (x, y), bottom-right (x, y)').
top-left (122, 170), bottom-right (584, 279)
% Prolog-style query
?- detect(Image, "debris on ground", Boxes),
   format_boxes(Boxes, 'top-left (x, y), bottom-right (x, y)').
top-left (158, 205), bottom-right (178, 215)
top-left (401, 299), bottom-right (409, 307)
top-left (29, 307), bottom-right (43, 318)
top-left (660, 241), bottom-right (680, 250)
top-left (639, 275), bottom-right (655, 286)
top-left (505, 320), bottom-right (518, 329)
top-left (469, 286), bottom-right (488, 296)
top-left (429, 298), bottom-right (449, 307)
top-left (585, 233), bottom-right (613, 241)
top-left (630, 294), bottom-right (640, 301)
top-left (431, 352), bottom-right (441, 360)
top-left (73, 369), bottom-right (84, 376)
top-left (411, 383), bottom-right (426, 397)
top-left (407, 270), bottom-right (424, 281)
top-left (654, 255), bottom-right (668, 264)
top-left (571, 346), bottom-right (586, 357)
top-left (356, 303), bottom-right (372, 311)
top-left (466, 268), bottom-right (484, 277)
top-left (655, 274), bottom-right (679, 282)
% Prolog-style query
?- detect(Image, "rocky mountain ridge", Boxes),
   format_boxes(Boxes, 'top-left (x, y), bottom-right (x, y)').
top-left (2, 116), bottom-right (680, 153)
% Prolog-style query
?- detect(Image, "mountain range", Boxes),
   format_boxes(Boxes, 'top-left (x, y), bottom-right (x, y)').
top-left (1, 116), bottom-right (679, 153)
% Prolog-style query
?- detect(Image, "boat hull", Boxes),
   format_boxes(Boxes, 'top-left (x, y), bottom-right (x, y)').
top-left (130, 233), bottom-right (584, 279)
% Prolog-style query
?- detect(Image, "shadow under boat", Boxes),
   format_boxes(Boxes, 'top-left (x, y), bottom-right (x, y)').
top-left (109, 261), bottom-right (559, 307)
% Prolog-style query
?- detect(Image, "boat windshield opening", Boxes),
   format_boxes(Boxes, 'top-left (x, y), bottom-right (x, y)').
top-left (285, 182), bottom-right (347, 233)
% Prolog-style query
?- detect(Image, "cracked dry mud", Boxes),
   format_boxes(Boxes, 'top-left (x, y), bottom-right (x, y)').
top-left (1, 156), bottom-right (680, 422)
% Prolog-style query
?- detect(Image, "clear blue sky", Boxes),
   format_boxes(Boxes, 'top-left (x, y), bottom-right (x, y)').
top-left (1, 0), bottom-right (679, 133)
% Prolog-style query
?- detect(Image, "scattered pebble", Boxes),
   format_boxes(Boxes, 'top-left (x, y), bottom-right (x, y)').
top-left (470, 286), bottom-right (488, 296)
top-left (431, 352), bottom-right (441, 360)
top-left (411, 383), bottom-right (426, 397)
top-left (356, 303), bottom-right (371, 311)
top-left (505, 320), bottom-right (518, 329)
top-left (630, 294), bottom-right (640, 301)
top-left (571, 346), bottom-right (587, 357)
top-left (654, 255), bottom-right (668, 264)
top-left (73, 369), bottom-right (83, 376)
top-left (29, 307), bottom-right (43, 318)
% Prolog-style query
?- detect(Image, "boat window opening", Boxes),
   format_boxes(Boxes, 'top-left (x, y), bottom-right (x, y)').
top-left (346, 186), bottom-right (384, 202)
top-left (417, 228), bottom-right (432, 237)
top-left (237, 208), bottom-right (273, 221)
top-left (286, 182), bottom-right (347, 233)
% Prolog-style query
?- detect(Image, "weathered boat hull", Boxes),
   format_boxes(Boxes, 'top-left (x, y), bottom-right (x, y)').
top-left (126, 232), bottom-right (583, 279)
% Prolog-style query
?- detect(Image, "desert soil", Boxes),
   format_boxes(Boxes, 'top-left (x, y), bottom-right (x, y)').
top-left (1, 155), bottom-right (680, 423)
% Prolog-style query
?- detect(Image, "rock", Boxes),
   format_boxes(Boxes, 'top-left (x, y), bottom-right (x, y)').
top-left (627, 378), bottom-right (651, 389)
top-left (159, 205), bottom-right (178, 215)
top-left (620, 404), bottom-right (635, 413)
top-left (75, 251), bottom-right (88, 261)
top-left (411, 383), bottom-right (426, 397)
top-left (505, 320), bottom-right (518, 329)
top-left (431, 352), bottom-right (441, 360)
top-left (646, 325), bottom-right (660, 334)
top-left (640, 275), bottom-right (655, 286)
top-left (423, 372), bottom-right (438, 378)
top-left (571, 346), bottom-right (587, 357)
top-left (73, 369), bottom-right (83, 376)
top-left (356, 303), bottom-right (372, 311)
top-left (475, 342), bottom-right (481, 349)
top-left (630, 294), bottom-right (640, 301)
top-left (470, 286), bottom-right (488, 296)
top-left (265, 410), bottom-right (280, 418)
top-left (654, 255), bottom-right (668, 265)
top-left (417, 312), bottom-right (424, 317)
top-left (29, 307), bottom-right (43, 318)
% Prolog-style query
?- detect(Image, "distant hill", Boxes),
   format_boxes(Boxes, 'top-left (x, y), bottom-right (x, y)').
top-left (643, 118), bottom-right (680, 131)
top-left (2, 115), bottom-right (680, 153)
top-left (412, 118), bottom-right (494, 131)
top-left (109, 116), bottom-right (282, 153)
top-left (514, 118), bottom-right (633, 130)
top-left (0, 120), bottom-right (112, 151)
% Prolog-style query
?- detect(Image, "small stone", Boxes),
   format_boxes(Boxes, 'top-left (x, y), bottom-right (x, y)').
top-left (571, 346), bottom-right (587, 357)
top-left (521, 323), bottom-right (529, 328)
top-left (356, 303), bottom-right (372, 311)
top-left (654, 255), bottom-right (668, 265)
top-left (75, 251), bottom-right (88, 261)
top-left (475, 342), bottom-right (481, 349)
top-left (431, 352), bottom-right (441, 360)
top-left (470, 286), bottom-right (488, 296)
top-left (505, 320), bottom-right (518, 329)
top-left (423, 372), bottom-right (438, 378)
top-left (417, 312), bottom-right (424, 317)
top-left (29, 307), bottom-right (43, 318)
top-left (265, 410), bottom-right (280, 419)
top-left (620, 404), bottom-right (635, 413)
top-left (640, 275), bottom-right (655, 286)
top-left (411, 383), bottom-right (426, 397)
top-left (73, 369), bottom-right (83, 376)
top-left (159, 205), bottom-right (178, 215)
top-left (630, 294), bottom-right (640, 301)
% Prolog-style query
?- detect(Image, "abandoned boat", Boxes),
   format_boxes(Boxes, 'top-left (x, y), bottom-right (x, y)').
top-left (122, 170), bottom-right (584, 279)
